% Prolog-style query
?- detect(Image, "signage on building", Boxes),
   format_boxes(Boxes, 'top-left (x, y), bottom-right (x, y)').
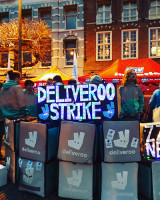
top-left (125, 67), bottom-right (144, 73)
top-left (37, 83), bottom-right (118, 121)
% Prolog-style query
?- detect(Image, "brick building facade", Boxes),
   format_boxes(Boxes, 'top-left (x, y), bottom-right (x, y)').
top-left (84, 0), bottom-right (160, 75)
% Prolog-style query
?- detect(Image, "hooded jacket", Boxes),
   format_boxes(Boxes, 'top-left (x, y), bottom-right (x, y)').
top-left (119, 83), bottom-right (144, 118)
top-left (0, 80), bottom-right (27, 119)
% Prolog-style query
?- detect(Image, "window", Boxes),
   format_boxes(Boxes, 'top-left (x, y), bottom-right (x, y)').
top-left (149, 28), bottom-right (160, 57)
top-left (41, 40), bottom-right (51, 66)
top-left (65, 40), bottom-right (76, 65)
top-left (149, 0), bottom-right (160, 19)
top-left (23, 51), bottom-right (32, 67)
top-left (122, 30), bottom-right (138, 59)
top-left (96, 32), bottom-right (112, 61)
top-left (38, 7), bottom-right (52, 28)
top-left (122, 3), bottom-right (138, 22)
top-left (22, 9), bottom-right (32, 20)
top-left (64, 5), bottom-right (77, 30)
top-left (0, 12), bottom-right (9, 23)
top-left (0, 53), bottom-right (8, 68)
top-left (97, 5), bottom-right (111, 24)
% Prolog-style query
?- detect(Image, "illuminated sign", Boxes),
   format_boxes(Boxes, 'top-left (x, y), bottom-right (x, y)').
top-left (143, 124), bottom-right (160, 158)
top-left (37, 83), bottom-right (118, 121)
top-left (125, 67), bottom-right (144, 73)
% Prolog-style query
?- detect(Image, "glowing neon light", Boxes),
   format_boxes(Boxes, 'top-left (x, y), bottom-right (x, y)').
top-left (38, 83), bottom-right (117, 121)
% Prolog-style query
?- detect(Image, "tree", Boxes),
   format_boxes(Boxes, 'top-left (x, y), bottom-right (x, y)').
top-left (0, 18), bottom-right (51, 69)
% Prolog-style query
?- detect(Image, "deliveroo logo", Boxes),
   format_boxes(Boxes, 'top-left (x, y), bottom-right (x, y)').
top-left (103, 102), bottom-right (115, 119)
top-left (105, 129), bottom-right (139, 149)
top-left (114, 130), bottom-right (130, 148)
top-left (25, 131), bottom-right (37, 148)
top-left (67, 169), bottom-right (83, 187)
top-left (68, 132), bottom-right (85, 150)
top-left (23, 167), bottom-right (34, 184)
top-left (111, 171), bottom-right (128, 190)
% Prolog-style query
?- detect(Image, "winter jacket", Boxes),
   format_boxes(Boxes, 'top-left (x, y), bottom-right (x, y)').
top-left (149, 88), bottom-right (160, 109)
top-left (0, 80), bottom-right (27, 119)
top-left (119, 84), bottom-right (144, 118)
top-left (23, 89), bottom-right (37, 117)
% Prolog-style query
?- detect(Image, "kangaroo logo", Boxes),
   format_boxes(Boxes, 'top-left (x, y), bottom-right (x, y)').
top-left (5, 126), bottom-right (8, 140)
top-left (68, 132), bottom-right (85, 150)
top-left (25, 131), bottom-right (37, 148)
top-left (23, 167), bottom-right (34, 184)
top-left (111, 171), bottom-right (128, 190)
top-left (67, 169), bottom-right (83, 187)
top-left (114, 130), bottom-right (130, 148)
top-left (6, 157), bottom-right (10, 170)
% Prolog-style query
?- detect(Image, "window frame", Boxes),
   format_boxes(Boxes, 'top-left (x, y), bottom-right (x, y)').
top-left (0, 12), bottom-right (9, 23)
top-left (64, 40), bottom-right (77, 67)
top-left (22, 9), bottom-right (32, 20)
top-left (121, 29), bottom-right (138, 60)
top-left (96, 4), bottom-right (112, 25)
top-left (122, 3), bottom-right (138, 22)
top-left (22, 51), bottom-right (32, 67)
top-left (149, 27), bottom-right (160, 58)
top-left (149, 0), bottom-right (160, 19)
top-left (96, 31), bottom-right (112, 61)
top-left (65, 10), bottom-right (77, 30)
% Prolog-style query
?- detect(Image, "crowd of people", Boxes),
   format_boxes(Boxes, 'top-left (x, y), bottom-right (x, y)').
top-left (0, 69), bottom-right (159, 160)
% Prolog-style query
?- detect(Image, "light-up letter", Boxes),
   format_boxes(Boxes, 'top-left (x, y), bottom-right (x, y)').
top-left (92, 102), bottom-right (101, 119)
top-left (146, 125), bottom-right (155, 157)
top-left (56, 86), bottom-right (64, 102)
top-left (83, 102), bottom-right (92, 119)
top-left (80, 85), bottom-right (89, 102)
top-left (88, 84), bottom-right (97, 101)
top-left (72, 85), bottom-right (80, 102)
top-left (75, 103), bottom-right (83, 120)
top-left (38, 87), bottom-right (46, 103)
top-left (59, 103), bottom-right (68, 120)
top-left (67, 103), bottom-right (76, 120)
top-left (46, 86), bottom-right (55, 103)
top-left (64, 85), bottom-right (72, 102)
top-left (97, 84), bottom-right (106, 101)
top-left (106, 83), bottom-right (115, 100)
top-left (50, 103), bottom-right (59, 120)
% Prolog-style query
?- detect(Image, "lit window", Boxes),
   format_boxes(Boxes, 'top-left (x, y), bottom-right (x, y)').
top-left (97, 5), bottom-right (111, 24)
top-left (122, 3), bottom-right (138, 22)
top-left (149, 0), bottom-right (160, 19)
top-left (38, 7), bottom-right (52, 28)
top-left (0, 12), bottom-right (9, 23)
top-left (22, 9), bottom-right (32, 20)
top-left (122, 30), bottom-right (138, 59)
top-left (64, 5), bottom-right (77, 30)
top-left (96, 32), bottom-right (112, 61)
top-left (149, 28), bottom-right (160, 58)
top-left (65, 40), bottom-right (76, 65)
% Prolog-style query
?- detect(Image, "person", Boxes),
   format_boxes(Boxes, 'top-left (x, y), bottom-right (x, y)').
top-left (90, 74), bottom-right (104, 84)
top-left (53, 75), bottom-right (63, 85)
top-left (0, 69), bottom-right (27, 119)
top-left (0, 82), bottom-right (5, 160)
top-left (149, 83), bottom-right (160, 109)
top-left (119, 69), bottom-right (144, 120)
top-left (46, 78), bottom-right (53, 86)
top-left (24, 80), bottom-right (37, 117)
top-left (68, 78), bottom-right (77, 85)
